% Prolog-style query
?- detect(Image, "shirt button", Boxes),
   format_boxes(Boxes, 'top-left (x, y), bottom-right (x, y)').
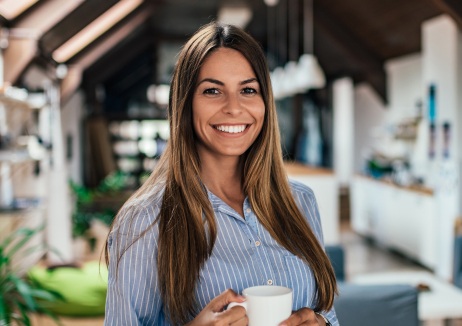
top-left (255, 240), bottom-right (261, 247)
top-left (246, 208), bottom-right (251, 213)
top-left (267, 279), bottom-right (273, 285)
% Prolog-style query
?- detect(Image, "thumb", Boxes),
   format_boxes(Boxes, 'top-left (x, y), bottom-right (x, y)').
top-left (209, 289), bottom-right (246, 312)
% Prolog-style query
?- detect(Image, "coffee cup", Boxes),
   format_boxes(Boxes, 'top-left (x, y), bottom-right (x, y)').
top-left (227, 285), bottom-right (293, 326)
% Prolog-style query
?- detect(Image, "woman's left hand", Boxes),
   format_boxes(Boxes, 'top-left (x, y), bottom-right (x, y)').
top-left (279, 308), bottom-right (324, 326)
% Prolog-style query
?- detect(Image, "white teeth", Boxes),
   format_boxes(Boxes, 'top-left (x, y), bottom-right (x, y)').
top-left (215, 125), bottom-right (246, 133)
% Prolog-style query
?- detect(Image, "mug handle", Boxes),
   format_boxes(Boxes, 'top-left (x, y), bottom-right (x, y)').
top-left (227, 301), bottom-right (248, 311)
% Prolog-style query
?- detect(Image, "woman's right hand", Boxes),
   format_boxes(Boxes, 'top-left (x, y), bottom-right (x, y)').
top-left (186, 289), bottom-right (248, 326)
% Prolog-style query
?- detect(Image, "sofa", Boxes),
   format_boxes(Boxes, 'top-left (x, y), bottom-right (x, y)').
top-left (326, 245), bottom-right (419, 326)
top-left (454, 235), bottom-right (462, 289)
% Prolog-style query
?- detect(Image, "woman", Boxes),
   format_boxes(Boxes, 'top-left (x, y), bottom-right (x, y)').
top-left (105, 22), bottom-right (338, 326)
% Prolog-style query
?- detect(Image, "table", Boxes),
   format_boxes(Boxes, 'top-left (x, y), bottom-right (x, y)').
top-left (352, 271), bottom-right (462, 326)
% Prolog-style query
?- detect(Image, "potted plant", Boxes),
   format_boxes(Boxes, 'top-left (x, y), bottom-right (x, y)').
top-left (70, 171), bottom-right (131, 260)
top-left (0, 225), bottom-right (63, 325)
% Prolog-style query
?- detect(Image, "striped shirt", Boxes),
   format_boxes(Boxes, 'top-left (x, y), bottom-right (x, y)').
top-left (104, 179), bottom-right (339, 325)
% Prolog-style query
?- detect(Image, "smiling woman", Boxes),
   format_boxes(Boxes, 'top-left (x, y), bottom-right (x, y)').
top-left (104, 22), bottom-right (338, 326)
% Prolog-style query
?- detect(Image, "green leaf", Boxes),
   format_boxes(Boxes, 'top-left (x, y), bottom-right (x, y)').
top-left (16, 301), bottom-right (31, 326)
top-left (3, 225), bottom-right (45, 259)
top-left (9, 275), bottom-right (37, 311)
top-left (0, 294), bottom-right (11, 325)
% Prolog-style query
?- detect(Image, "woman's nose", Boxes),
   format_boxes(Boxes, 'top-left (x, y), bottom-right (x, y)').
top-left (223, 94), bottom-right (243, 115)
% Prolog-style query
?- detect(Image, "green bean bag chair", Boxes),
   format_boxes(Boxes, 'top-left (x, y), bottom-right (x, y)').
top-left (28, 261), bottom-right (108, 316)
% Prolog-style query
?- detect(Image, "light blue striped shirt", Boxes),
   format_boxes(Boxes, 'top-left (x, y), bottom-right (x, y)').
top-left (105, 179), bottom-right (339, 325)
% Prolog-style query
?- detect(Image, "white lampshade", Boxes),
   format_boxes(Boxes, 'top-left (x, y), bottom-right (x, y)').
top-left (271, 67), bottom-right (288, 100)
top-left (296, 53), bottom-right (326, 91)
top-left (282, 61), bottom-right (299, 96)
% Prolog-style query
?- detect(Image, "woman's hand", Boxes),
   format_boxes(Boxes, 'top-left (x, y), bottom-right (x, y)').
top-left (186, 289), bottom-right (248, 326)
top-left (279, 307), bottom-right (325, 326)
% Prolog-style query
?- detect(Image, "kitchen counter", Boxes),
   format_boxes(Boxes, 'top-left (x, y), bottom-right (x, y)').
top-left (356, 174), bottom-right (434, 196)
top-left (284, 161), bottom-right (333, 176)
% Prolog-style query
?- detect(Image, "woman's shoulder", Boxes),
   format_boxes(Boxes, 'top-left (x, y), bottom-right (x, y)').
top-left (113, 182), bottom-right (165, 232)
top-left (288, 178), bottom-right (316, 199)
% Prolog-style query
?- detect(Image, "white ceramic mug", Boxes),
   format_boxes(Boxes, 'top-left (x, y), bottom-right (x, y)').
top-left (228, 285), bottom-right (293, 326)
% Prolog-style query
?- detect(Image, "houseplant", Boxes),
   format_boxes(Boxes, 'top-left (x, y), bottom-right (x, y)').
top-left (0, 225), bottom-right (63, 325)
top-left (70, 171), bottom-right (131, 257)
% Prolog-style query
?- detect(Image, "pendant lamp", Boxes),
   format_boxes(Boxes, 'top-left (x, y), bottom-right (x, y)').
top-left (295, 0), bottom-right (325, 90)
top-left (272, 0), bottom-right (291, 99)
top-left (282, 0), bottom-right (301, 95)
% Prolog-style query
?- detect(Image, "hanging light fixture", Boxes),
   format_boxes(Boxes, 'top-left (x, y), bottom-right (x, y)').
top-left (295, 0), bottom-right (325, 90)
top-left (283, 0), bottom-right (304, 94)
top-left (269, 0), bottom-right (291, 99)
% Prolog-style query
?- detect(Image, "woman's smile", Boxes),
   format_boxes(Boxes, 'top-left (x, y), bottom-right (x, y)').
top-left (213, 124), bottom-right (248, 134)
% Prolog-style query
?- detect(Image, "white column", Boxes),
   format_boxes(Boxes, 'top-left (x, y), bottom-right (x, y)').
top-left (333, 77), bottom-right (355, 188)
top-left (422, 15), bottom-right (462, 279)
top-left (46, 82), bottom-right (74, 264)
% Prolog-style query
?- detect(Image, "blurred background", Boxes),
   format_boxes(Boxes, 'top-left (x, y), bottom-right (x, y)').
top-left (0, 0), bottom-right (461, 325)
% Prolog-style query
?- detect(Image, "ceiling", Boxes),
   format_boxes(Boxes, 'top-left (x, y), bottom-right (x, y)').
top-left (1, 0), bottom-right (462, 108)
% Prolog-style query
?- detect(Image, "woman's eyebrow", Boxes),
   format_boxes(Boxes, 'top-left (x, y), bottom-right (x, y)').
top-left (197, 78), bottom-right (224, 86)
top-left (240, 77), bottom-right (258, 85)
top-left (197, 77), bottom-right (258, 86)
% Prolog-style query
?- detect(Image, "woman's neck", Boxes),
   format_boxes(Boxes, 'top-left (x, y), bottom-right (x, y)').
top-left (199, 153), bottom-right (245, 217)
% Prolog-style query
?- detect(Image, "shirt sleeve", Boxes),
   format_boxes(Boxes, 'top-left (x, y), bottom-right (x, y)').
top-left (104, 205), bottom-right (163, 326)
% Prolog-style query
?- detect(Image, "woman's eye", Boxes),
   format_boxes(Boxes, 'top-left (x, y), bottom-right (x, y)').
top-left (242, 87), bottom-right (257, 94)
top-left (203, 88), bottom-right (220, 95)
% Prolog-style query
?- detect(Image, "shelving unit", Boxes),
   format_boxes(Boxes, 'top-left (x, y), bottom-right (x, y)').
top-left (108, 118), bottom-right (169, 188)
top-left (0, 89), bottom-right (47, 270)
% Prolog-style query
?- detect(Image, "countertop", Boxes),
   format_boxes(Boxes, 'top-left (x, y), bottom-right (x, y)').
top-left (356, 174), bottom-right (434, 196)
top-left (284, 162), bottom-right (334, 176)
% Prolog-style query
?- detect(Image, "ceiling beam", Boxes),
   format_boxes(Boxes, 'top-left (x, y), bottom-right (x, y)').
top-left (74, 8), bottom-right (152, 71)
top-left (3, 38), bottom-right (37, 84)
top-left (433, 0), bottom-right (462, 27)
top-left (40, 0), bottom-right (119, 53)
top-left (314, 2), bottom-right (387, 103)
top-left (14, 0), bottom-right (85, 35)
top-left (57, 6), bottom-right (152, 102)
top-left (82, 31), bottom-right (152, 88)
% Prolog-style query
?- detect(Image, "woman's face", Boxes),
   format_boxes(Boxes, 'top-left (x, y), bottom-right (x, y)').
top-left (192, 47), bottom-right (265, 162)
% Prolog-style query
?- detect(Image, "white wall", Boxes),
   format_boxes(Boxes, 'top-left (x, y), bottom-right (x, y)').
top-left (385, 53), bottom-right (423, 122)
top-left (353, 54), bottom-right (421, 176)
top-left (422, 15), bottom-right (462, 279)
top-left (353, 83), bottom-right (387, 173)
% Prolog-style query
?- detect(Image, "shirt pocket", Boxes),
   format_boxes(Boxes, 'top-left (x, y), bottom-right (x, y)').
top-left (283, 255), bottom-right (316, 310)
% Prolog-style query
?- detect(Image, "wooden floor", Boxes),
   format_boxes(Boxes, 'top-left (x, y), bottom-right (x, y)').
top-left (31, 315), bottom-right (104, 326)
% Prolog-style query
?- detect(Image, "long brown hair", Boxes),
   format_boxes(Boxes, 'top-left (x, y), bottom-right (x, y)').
top-left (106, 22), bottom-right (337, 325)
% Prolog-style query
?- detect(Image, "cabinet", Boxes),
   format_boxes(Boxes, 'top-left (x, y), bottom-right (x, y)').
top-left (351, 176), bottom-right (437, 269)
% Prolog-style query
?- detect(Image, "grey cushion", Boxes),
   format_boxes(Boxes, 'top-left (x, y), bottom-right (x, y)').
top-left (334, 283), bottom-right (419, 326)
top-left (454, 236), bottom-right (462, 289)
top-left (325, 245), bottom-right (345, 282)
